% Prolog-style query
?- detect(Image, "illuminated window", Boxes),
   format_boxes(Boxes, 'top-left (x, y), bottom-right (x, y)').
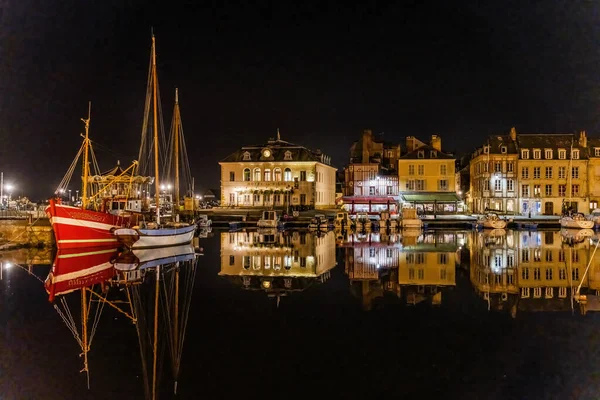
top-left (284, 168), bottom-right (292, 181)
top-left (264, 169), bottom-right (271, 181)
top-left (545, 149), bottom-right (553, 159)
top-left (558, 149), bottom-right (566, 159)
top-left (521, 149), bottom-right (529, 159)
top-left (253, 168), bottom-right (261, 181)
top-left (243, 168), bottom-right (250, 181)
top-left (273, 168), bottom-right (282, 181)
top-left (572, 149), bottom-right (580, 159)
top-left (242, 151), bottom-right (251, 161)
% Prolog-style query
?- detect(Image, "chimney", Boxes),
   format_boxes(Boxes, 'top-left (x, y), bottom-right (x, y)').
top-left (431, 135), bottom-right (441, 151)
top-left (579, 130), bottom-right (587, 148)
top-left (510, 127), bottom-right (517, 141)
top-left (362, 129), bottom-right (372, 163)
top-left (406, 136), bottom-right (416, 152)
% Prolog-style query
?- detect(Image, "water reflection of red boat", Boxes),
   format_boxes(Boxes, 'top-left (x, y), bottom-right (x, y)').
top-left (44, 246), bottom-right (120, 302)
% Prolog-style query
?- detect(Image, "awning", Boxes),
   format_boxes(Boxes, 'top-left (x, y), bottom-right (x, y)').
top-left (401, 193), bottom-right (461, 202)
top-left (339, 196), bottom-right (398, 204)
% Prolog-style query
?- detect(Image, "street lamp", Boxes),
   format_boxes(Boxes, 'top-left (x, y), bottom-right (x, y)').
top-left (5, 184), bottom-right (14, 208)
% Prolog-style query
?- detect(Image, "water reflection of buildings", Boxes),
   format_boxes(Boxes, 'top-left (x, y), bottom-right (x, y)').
top-left (340, 231), bottom-right (466, 310)
top-left (219, 229), bottom-right (337, 303)
top-left (470, 229), bottom-right (600, 315)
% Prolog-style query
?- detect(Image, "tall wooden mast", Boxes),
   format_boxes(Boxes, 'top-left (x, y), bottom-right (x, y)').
top-left (152, 34), bottom-right (161, 224)
top-left (81, 102), bottom-right (91, 209)
top-left (173, 88), bottom-right (181, 210)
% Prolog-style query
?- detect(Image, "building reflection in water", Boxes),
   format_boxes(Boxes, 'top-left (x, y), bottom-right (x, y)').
top-left (470, 228), bottom-right (600, 316)
top-left (338, 230), bottom-right (467, 310)
top-left (219, 229), bottom-right (337, 304)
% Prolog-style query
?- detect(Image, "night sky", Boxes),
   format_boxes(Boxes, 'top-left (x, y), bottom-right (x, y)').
top-left (2, 0), bottom-right (600, 201)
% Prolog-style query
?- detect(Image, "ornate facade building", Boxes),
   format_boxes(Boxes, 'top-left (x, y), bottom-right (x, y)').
top-left (219, 131), bottom-right (337, 210)
top-left (470, 128), bottom-right (591, 215)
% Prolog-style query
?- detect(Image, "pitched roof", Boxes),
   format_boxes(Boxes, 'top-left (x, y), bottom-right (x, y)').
top-left (399, 144), bottom-right (454, 160)
top-left (220, 137), bottom-right (333, 165)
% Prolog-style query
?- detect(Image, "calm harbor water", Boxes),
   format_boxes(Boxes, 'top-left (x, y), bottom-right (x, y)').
top-left (2, 228), bottom-right (600, 399)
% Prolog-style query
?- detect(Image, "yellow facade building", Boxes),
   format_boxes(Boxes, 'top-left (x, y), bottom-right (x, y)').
top-left (219, 131), bottom-right (337, 210)
top-left (397, 135), bottom-right (459, 214)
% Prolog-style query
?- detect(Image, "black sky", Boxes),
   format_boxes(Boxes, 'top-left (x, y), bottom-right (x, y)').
top-left (1, 0), bottom-right (600, 200)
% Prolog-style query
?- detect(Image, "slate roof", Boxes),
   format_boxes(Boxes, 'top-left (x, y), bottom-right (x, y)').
top-left (220, 138), bottom-right (332, 165)
top-left (399, 144), bottom-right (454, 160)
top-left (475, 132), bottom-right (588, 159)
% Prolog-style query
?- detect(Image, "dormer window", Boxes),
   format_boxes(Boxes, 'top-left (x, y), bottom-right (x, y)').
top-left (572, 149), bottom-right (580, 160)
top-left (521, 149), bottom-right (529, 159)
top-left (545, 149), bottom-right (552, 159)
top-left (483, 146), bottom-right (489, 154)
top-left (418, 150), bottom-right (424, 159)
top-left (558, 149), bottom-right (566, 159)
top-left (243, 151), bottom-right (251, 161)
top-left (284, 150), bottom-right (293, 161)
top-left (533, 149), bottom-right (541, 159)
top-left (501, 146), bottom-right (507, 154)
top-left (430, 151), bottom-right (437, 158)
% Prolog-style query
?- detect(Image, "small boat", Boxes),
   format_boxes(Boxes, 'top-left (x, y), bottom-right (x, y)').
top-left (354, 212), bottom-right (372, 232)
top-left (333, 211), bottom-right (354, 231)
top-left (559, 212), bottom-right (594, 229)
top-left (197, 214), bottom-right (212, 228)
top-left (561, 228), bottom-right (595, 245)
top-left (476, 212), bottom-right (507, 229)
top-left (308, 213), bottom-right (333, 231)
top-left (400, 208), bottom-right (423, 229)
top-left (380, 210), bottom-right (399, 230)
top-left (257, 210), bottom-right (282, 228)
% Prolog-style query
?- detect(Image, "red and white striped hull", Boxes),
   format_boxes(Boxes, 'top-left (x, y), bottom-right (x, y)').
top-left (44, 246), bottom-right (121, 302)
top-left (45, 198), bottom-right (130, 249)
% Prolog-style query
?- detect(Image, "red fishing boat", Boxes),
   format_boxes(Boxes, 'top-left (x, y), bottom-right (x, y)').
top-left (45, 103), bottom-right (152, 250)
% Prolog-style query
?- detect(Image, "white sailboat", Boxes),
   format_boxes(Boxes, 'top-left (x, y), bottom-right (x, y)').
top-left (113, 35), bottom-right (196, 249)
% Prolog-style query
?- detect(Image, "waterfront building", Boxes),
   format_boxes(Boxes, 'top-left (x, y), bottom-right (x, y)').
top-left (219, 131), bottom-right (337, 210)
top-left (470, 128), bottom-right (590, 215)
top-left (340, 129), bottom-right (401, 215)
top-left (469, 128), bottom-right (519, 214)
top-left (397, 135), bottom-right (460, 214)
